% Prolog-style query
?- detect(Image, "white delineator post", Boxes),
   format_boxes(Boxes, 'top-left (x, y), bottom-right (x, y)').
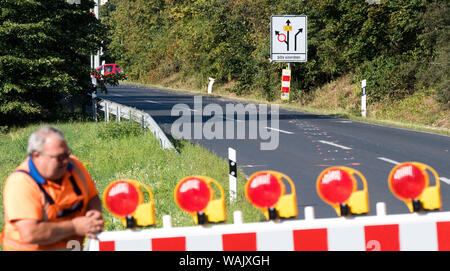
top-left (207, 77), bottom-right (215, 94)
top-left (361, 79), bottom-right (367, 118)
top-left (228, 147), bottom-right (237, 202)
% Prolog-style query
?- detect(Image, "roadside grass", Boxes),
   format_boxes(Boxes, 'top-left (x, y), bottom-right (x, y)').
top-left (0, 121), bottom-right (264, 243)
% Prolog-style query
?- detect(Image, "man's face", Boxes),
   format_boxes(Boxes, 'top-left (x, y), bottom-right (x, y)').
top-left (32, 134), bottom-right (70, 181)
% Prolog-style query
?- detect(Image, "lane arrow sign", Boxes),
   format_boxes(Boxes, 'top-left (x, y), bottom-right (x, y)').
top-left (294, 28), bottom-right (303, 51)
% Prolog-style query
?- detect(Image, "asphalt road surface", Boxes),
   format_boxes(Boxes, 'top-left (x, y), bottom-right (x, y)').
top-left (98, 84), bottom-right (450, 219)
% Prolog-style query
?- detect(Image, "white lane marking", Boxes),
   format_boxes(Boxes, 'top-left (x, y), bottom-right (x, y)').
top-left (377, 157), bottom-right (400, 165)
top-left (378, 157), bottom-right (450, 185)
top-left (145, 99), bottom-right (162, 104)
top-left (318, 140), bottom-right (352, 150)
top-left (265, 127), bottom-right (294, 135)
top-left (439, 177), bottom-right (450, 185)
top-left (113, 93), bottom-right (123, 96)
top-left (336, 120), bottom-right (352, 123)
top-left (224, 117), bottom-right (245, 123)
top-left (241, 164), bottom-right (267, 168)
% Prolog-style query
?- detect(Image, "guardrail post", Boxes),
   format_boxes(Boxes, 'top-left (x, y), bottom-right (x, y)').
top-left (141, 114), bottom-right (146, 134)
top-left (92, 92), bottom-right (97, 122)
top-left (105, 103), bottom-right (109, 122)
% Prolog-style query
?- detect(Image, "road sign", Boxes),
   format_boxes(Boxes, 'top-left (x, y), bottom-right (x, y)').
top-left (271, 15), bottom-right (307, 62)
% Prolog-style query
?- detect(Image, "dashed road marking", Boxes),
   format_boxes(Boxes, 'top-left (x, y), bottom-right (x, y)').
top-left (265, 127), bottom-right (294, 135)
top-left (318, 140), bottom-right (352, 150)
top-left (377, 157), bottom-right (400, 165)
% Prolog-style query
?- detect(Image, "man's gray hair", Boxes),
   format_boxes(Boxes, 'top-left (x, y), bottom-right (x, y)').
top-left (27, 126), bottom-right (66, 156)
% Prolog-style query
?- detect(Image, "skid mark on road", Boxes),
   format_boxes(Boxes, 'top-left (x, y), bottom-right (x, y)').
top-left (292, 120), bottom-right (358, 166)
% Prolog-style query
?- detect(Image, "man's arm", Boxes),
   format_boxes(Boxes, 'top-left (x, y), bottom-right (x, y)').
top-left (14, 213), bottom-right (104, 246)
top-left (14, 219), bottom-right (75, 246)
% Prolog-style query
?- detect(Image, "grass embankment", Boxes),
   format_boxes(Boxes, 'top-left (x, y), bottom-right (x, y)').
top-left (127, 73), bottom-right (449, 135)
top-left (0, 121), bottom-right (263, 238)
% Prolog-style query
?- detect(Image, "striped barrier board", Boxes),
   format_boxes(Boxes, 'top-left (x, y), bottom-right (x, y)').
top-left (86, 208), bottom-right (450, 251)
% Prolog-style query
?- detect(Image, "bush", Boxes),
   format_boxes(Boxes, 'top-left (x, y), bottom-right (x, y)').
top-left (96, 121), bottom-right (143, 140)
top-left (0, 0), bottom-right (107, 126)
top-left (104, 0), bottom-right (448, 107)
top-left (355, 55), bottom-right (417, 103)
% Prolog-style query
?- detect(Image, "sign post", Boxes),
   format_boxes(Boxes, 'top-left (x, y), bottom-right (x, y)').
top-left (361, 79), bottom-right (367, 118)
top-left (281, 67), bottom-right (291, 101)
top-left (271, 15), bottom-right (307, 101)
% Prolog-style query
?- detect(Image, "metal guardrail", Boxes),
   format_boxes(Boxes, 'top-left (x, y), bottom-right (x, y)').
top-left (98, 99), bottom-right (177, 152)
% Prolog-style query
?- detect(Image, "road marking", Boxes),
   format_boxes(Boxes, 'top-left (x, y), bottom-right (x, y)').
top-left (265, 127), bottom-right (294, 134)
top-left (145, 100), bottom-right (162, 104)
top-left (377, 157), bottom-right (400, 165)
top-left (439, 177), bottom-right (450, 185)
top-left (241, 164), bottom-right (267, 168)
top-left (224, 117), bottom-right (245, 123)
top-left (378, 157), bottom-right (450, 185)
top-left (318, 140), bottom-right (352, 150)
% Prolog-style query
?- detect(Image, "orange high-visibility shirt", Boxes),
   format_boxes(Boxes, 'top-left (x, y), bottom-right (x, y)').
top-left (1, 155), bottom-right (99, 251)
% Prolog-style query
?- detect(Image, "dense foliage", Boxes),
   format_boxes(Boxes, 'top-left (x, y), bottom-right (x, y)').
top-left (104, 0), bottom-right (448, 107)
top-left (0, 0), bottom-right (106, 126)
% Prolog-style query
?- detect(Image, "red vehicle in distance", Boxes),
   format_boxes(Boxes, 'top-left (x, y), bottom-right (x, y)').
top-left (95, 63), bottom-right (122, 76)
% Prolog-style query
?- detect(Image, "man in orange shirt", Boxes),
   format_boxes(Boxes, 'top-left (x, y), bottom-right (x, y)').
top-left (1, 126), bottom-right (104, 250)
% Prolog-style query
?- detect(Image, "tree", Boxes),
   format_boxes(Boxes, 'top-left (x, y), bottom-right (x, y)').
top-left (0, 0), bottom-right (106, 126)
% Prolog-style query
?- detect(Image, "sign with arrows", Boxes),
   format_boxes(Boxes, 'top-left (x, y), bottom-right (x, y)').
top-left (271, 15), bottom-right (307, 62)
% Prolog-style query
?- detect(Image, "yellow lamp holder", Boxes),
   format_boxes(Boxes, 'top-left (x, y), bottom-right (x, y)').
top-left (316, 167), bottom-right (369, 217)
top-left (174, 176), bottom-right (226, 225)
top-left (388, 162), bottom-right (441, 213)
top-left (245, 170), bottom-right (298, 220)
top-left (103, 179), bottom-right (156, 228)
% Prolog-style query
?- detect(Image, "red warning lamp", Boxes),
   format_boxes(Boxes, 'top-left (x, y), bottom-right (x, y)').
top-left (317, 168), bottom-right (354, 205)
top-left (246, 172), bottom-right (283, 209)
top-left (104, 181), bottom-right (141, 217)
top-left (103, 179), bottom-right (156, 228)
top-left (316, 167), bottom-right (369, 217)
top-left (389, 163), bottom-right (426, 200)
top-left (175, 177), bottom-right (212, 213)
top-left (245, 171), bottom-right (298, 220)
top-left (174, 176), bottom-right (226, 225)
top-left (388, 162), bottom-right (441, 212)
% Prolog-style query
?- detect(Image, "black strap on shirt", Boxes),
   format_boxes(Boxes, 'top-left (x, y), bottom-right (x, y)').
top-left (14, 169), bottom-right (82, 206)
top-left (15, 169), bottom-right (55, 205)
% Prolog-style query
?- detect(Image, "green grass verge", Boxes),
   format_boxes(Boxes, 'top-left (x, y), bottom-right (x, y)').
top-left (0, 120), bottom-right (263, 246)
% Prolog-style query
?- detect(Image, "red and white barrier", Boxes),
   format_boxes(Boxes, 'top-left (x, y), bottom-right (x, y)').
top-left (86, 203), bottom-right (450, 251)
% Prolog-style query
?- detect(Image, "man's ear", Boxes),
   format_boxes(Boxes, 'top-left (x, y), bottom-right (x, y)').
top-left (31, 151), bottom-right (40, 159)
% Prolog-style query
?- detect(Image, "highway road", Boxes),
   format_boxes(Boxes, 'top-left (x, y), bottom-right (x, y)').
top-left (99, 84), bottom-right (450, 219)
